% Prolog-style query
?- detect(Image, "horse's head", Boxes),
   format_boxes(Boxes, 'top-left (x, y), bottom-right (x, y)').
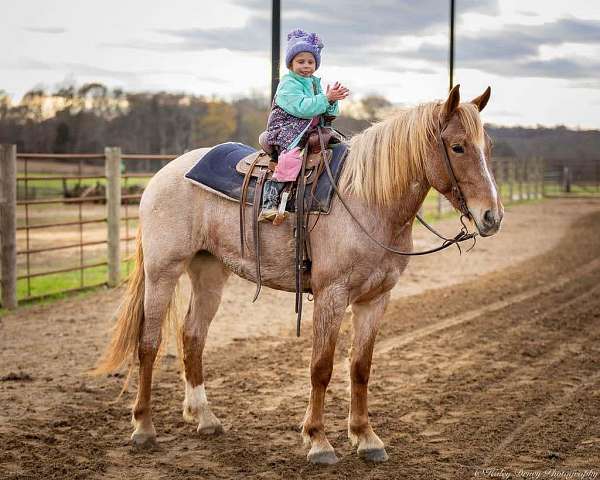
top-left (426, 85), bottom-right (504, 237)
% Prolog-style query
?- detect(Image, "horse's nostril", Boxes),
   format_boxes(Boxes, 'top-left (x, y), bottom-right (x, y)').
top-left (483, 210), bottom-right (494, 226)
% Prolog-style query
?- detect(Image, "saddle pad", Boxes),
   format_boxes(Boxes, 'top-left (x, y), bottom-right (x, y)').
top-left (184, 142), bottom-right (348, 214)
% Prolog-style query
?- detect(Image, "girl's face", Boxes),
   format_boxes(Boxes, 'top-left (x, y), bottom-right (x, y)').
top-left (291, 52), bottom-right (316, 77)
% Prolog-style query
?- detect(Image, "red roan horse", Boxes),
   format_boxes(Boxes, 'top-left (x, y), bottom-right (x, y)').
top-left (96, 85), bottom-right (503, 464)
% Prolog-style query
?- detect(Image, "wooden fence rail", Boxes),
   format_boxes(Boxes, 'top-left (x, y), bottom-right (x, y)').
top-left (0, 145), bottom-right (551, 308)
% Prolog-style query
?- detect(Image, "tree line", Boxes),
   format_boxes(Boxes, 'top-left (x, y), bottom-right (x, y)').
top-left (1, 83), bottom-right (598, 167)
top-left (0, 83), bottom-right (376, 155)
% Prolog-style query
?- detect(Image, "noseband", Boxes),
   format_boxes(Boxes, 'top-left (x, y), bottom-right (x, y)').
top-left (318, 125), bottom-right (477, 257)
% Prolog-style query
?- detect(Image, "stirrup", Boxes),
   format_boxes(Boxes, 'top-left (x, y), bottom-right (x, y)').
top-left (258, 208), bottom-right (278, 222)
top-left (272, 190), bottom-right (289, 226)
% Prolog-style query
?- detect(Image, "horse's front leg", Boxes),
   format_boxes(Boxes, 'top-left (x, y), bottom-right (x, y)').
top-left (348, 292), bottom-right (390, 462)
top-left (302, 284), bottom-right (347, 465)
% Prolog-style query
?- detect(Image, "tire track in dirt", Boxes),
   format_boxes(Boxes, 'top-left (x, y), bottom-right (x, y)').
top-left (366, 260), bottom-right (600, 476)
top-left (352, 235), bottom-right (598, 476)
top-left (454, 290), bottom-right (600, 470)
top-left (482, 369), bottom-right (600, 467)
top-left (374, 257), bottom-right (600, 357)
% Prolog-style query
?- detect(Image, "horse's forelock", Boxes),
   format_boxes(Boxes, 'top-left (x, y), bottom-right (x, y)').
top-left (455, 103), bottom-right (485, 149)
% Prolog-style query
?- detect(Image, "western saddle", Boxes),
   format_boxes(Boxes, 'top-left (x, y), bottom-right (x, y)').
top-left (236, 125), bottom-right (343, 336)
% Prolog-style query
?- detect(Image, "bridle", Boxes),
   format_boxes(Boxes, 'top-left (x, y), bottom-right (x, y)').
top-left (317, 122), bottom-right (477, 257)
top-left (436, 119), bottom-right (471, 220)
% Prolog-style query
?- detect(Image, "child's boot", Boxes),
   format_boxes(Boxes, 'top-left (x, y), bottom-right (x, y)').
top-left (259, 180), bottom-right (286, 222)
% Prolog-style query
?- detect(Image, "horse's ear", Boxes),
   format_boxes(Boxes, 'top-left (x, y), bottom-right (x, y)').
top-left (442, 84), bottom-right (460, 121)
top-left (471, 86), bottom-right (491, 112)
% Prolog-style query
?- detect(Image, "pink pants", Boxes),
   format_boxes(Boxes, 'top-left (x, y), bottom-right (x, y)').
top-left (272, 116), bottom-right (319, 182)
top-left (272, 147), bottom-right (302, 182)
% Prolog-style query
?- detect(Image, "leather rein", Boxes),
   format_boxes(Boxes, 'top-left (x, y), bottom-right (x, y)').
top-left (316, 123), bottom-right (478, 257)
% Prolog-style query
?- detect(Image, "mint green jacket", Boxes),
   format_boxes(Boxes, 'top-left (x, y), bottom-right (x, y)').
top-left (275, 71), bottom-right (340, 119)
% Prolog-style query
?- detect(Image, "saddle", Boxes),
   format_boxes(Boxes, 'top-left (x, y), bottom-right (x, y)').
top-left (235, 148), bottom-right (331, 180)
top-left (237, 126), bottom-right (341, 336)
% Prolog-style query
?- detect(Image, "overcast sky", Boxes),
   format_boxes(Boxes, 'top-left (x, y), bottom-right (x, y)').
top-left (2, 0), bottom-right (600, 128)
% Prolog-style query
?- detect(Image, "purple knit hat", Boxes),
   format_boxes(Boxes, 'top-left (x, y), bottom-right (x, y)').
top-left (285, 29), bottom-right (324, 70)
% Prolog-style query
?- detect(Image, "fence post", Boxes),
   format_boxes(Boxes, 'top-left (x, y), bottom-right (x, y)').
top-left (541, 157), bottom-right (546, 197)
top-left (495, 158), bottom-right (504, 203)
top-left (535, 157), bottom-right (544, 198)
top-left (508, 159), bottom-right (514, 203)
top-left (105, 147), bottom-right (122, 288)
top-left (562, 166), bottom-right (571, 193)
top-left (0, 144), bottom-right (17, 309)
top-left (525, 160), bottom-right (529, 199)
top-left (518, 160), bottom-right (523, 201)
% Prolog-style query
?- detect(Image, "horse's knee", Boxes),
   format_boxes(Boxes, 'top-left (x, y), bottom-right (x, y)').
top-left (311, 357), bottom-right (333, 387)
top-left (350, 358), bottom-right (371, 386)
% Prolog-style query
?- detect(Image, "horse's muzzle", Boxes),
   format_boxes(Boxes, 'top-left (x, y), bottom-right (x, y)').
top-left (476, 208), bottom-right (503, 237)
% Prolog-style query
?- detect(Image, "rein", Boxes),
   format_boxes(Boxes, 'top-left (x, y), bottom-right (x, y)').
top-left (316, 125), bottom-right (477, 257)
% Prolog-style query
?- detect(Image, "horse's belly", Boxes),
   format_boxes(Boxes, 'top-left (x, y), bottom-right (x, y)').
top-left (219, 252), bottom-right (308, 293)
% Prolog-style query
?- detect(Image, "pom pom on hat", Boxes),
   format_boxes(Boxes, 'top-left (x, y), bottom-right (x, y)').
top-left (285, 28), bottom-right (324, 69)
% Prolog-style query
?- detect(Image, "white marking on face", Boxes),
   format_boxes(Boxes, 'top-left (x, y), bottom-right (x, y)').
top-left (185, 382), bottom-right (208, 409)
top-left (478, 147), bottom-right (498, 205)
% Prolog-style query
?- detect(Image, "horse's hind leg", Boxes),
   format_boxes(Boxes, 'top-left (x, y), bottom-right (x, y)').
top-left (181, 252), bottom-right (229, 435)
top-left (132, 264), bottom-right (184, 448)
top-left (347, 292), bottom-right (389, 462)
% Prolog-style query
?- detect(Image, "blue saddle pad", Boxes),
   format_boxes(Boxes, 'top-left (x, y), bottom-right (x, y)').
top-left (184, 142), bottom-right (348, 214)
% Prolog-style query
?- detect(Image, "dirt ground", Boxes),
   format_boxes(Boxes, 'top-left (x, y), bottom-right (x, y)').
top-left (1, 198), bottom-right (599, 479)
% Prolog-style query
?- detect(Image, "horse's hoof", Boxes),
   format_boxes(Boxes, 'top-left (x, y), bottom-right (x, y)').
top-left (131, 432), bottom-right (158, 450)
top-left (197, 422), bottom-right (224, 436)
top-left (307, 449), bottom-right (339, 465)
top-left (359, 448), bottom-right (389, 463)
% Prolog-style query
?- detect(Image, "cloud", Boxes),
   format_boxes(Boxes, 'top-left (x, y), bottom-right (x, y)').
top-left (398, 17), bottom-right (600, 80)
top-left (15, 58), bottom-right (221, 84)
top-left (24, 27), bottom-right (67, 34)
top-left (17, 58), bottom-right (139, 81)
top-left (516, 10), bottom-right (540, 17)
top-left (480, 57), bottom-right (600, 79)
top-left (101, 4), bottom-right (600, 83)
top-left (108, 0), bottom-right (498, 56)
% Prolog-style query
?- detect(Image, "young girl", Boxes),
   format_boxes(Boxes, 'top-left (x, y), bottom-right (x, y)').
top-left (259, 28), bottom-right (349, 221)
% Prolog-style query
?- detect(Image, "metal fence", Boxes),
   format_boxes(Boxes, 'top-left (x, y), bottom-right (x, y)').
top-left (0, 146), bottom-right (558, 309)
top-left (542, 158), bottom-right (600, 197)
top-left (0, 145), bottom-right (175, 308)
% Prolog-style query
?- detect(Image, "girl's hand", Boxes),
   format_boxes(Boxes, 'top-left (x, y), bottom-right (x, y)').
top-left (326, 82), bottom-right (350, 102)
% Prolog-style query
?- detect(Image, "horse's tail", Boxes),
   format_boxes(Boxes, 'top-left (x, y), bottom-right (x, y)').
top-left (93, 227), bottom-right (146, 375)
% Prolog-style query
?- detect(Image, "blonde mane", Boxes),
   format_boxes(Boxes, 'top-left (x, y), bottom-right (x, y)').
top-left (339, 101), bottom-right (484, 207)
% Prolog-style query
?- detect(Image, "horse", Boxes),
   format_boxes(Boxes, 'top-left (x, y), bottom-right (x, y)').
top-left (95, 85), bottom-right (503, 465)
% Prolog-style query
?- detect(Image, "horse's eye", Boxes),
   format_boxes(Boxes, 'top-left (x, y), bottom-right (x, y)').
top-left (451, 144), bottom-right (464, 154)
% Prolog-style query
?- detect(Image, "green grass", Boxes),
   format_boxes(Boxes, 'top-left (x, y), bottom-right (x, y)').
top-left (17, 174), bottom-right (152, 199)
top-left (16, 258), bottom-right (135, 302)
top-left (542, 183), bottom-right (600, 196)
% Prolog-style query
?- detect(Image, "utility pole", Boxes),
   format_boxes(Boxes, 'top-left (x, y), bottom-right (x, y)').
top-left (271, 0), bottom-right (281, 101)
top-left (449, 0), bottom-right (455, 91)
